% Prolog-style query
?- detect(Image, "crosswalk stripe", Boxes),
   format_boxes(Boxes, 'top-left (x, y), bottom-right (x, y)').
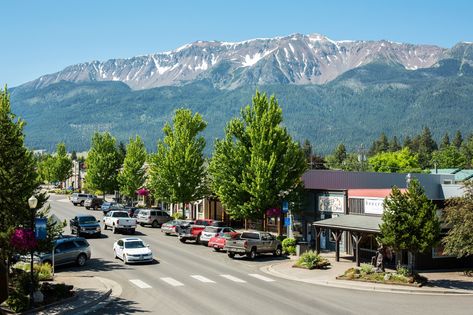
top-left (161, 277), bottom-right (184, 287)
top-left (220, 274), bottom-right (246, 283)
top-left (129, 279), bottom-right (152, 289)
top-left (191, 275), bottom-right (216, 283)
top-left (248, 274), bottom-right (275, 282)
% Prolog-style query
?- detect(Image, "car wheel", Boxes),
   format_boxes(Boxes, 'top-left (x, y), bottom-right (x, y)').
top-left (214, 248), bottom-right (221, 252)
top-left (112, 225), bottom-right (117, 234)
top-left (228, 252), bottom-right (235, 259)
top-left (85, 206), bottom-right (90, 210)
top-left (165, 232), bottom-right (170, 236)
top-left (122, 253), bottom-right (127, 264)
top-left (103, 224), bottom-right (107, 230)
top-left (274, 246), bottom-right (282, 257)
top-left (247, 248), bottom-right (257, 260)
top-left (151, 220), bottom-right (159, 228)
top-left (76, 254), bottom-right (87, 267)
top-left (196, 234), bottom-right (201, 244)
top-left (179, 237), bottom-right (187, 243)
top-left (80, 201), bottom-right (84, 206)
top-left (129, 228), bottom-right (135, 235)
top-left (114, 250), bottom-right (118, 259)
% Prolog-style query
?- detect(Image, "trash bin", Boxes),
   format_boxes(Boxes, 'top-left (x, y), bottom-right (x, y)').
top-left (296, 241), bottom-right (309, 256)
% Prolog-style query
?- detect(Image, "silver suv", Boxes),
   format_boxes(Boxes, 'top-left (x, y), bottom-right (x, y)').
top-left (36, 236), bottom-right (91, 267)
top-left (137, 209), bottom-right (172, 228)
top-left (71, 193), bottom-right (95, 206)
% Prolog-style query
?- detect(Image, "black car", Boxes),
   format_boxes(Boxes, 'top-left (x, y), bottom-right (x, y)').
top-left (84, 197), bottom-right (104, 210)
top-left (70, 215), bottom-right (101, 237)
top-left (101, 202), bottom-right (124, 214)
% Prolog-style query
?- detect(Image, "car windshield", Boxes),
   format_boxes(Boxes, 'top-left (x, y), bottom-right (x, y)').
top-left (103, 202), bottom-right (111, 206)
top-left (124, 241), bottom-right (145, 249)
top-left (78, 216), bottom-right (97, 224)
top-left (205, 227), bottom-right (221, 233)
top-left (113, 212), bottom-right (129, 218)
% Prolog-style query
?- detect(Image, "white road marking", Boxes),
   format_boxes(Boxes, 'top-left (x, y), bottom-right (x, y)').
top-left (129, 279), bottom-right (152, 289)
top-left (161, 277), bottom-right (184, 287)
top-left (220, 274), bottom-right (246, 283)
top-left (191, 275), bottom-right (216, 283)
top-left (248, 274), bottom-right (275, 282)
top-left (56, 199), bottom-right (70, 203)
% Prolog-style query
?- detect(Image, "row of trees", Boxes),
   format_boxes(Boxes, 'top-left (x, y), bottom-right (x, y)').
top-left (323, 127), bottom-right (473, 173)
top-left (77, 92), bottom-right (307, 220)
top-left (36, 143), bottom-right (73, 189)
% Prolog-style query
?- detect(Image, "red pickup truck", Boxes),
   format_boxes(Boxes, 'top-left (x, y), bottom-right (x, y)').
top-left (178, 219), bottom-right (223, 243)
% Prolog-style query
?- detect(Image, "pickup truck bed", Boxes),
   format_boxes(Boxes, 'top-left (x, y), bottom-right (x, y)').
top-left (224, 231), bottom-right (282, 260)
top-left (103, 211), bottom-right (137, 234)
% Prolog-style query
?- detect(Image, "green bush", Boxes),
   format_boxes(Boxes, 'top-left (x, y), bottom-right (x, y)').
top-left (172, 212), bottom-right (186, 220)
top-left (360, 263), bottom-right (374, 275)
top-left (282, 238), bottom-right (296, 255)
top-left (396, 266), bottom-right (410, 277)
top-left (12, 262), bottom-right (53, 281)
top-left (295, 250), bottom-right (330, 269)
top-left (5, 290), bottom-right (29, 313)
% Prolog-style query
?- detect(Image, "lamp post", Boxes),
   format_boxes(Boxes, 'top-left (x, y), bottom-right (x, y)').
top-left (28, 195), bottom-right (38, 309)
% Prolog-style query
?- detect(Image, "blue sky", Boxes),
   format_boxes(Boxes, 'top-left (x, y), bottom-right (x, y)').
top-left (2, 0), bottom-right (472, 87)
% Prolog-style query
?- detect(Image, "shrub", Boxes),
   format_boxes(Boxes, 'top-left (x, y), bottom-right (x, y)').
top-left (282, 238), bottom-right (296, 255)
top-left (5, 290), bottom-right (29, 313)
top-left (396, 266), bottom-right (410, 277)
top-left (295, 250), bottom-right (330, 269)
top-left (12, 262), bottom-right (53, 281)
top-left (172, 212), bottom-right (186, 220)
top-left (360, 263), bottom-right (374, 275)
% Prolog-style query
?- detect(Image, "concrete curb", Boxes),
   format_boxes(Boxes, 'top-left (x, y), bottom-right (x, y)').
top-left (261, 264), bottom-right (473, 296)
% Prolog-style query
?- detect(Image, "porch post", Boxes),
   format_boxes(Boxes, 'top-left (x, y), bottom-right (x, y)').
top-left (332, 230), bottom-right (342, 262)
top-left (351, 232), bottom-right (363, 267)
top-left (314, 226), bottom-right (322, 254)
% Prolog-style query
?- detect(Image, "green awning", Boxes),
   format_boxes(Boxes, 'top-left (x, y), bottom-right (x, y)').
top-left (312, 215), bottom-right (382, 233)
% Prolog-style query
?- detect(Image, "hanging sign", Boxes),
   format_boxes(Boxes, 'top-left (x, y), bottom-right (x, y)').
top-left (35, 218), bottom-right (47, 240)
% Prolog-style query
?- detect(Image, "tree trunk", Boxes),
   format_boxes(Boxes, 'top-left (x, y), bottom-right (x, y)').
top-left (0, 260), bottom-right (8, 304)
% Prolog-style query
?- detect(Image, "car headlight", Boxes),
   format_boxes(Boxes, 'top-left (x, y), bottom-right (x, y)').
top-left (80, 227), bottom-right (86, 231)
top-left (96, 227), bottom-right (101, 231)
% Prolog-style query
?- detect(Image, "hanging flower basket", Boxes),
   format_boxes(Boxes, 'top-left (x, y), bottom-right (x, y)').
top-left (11, 228), bottom-right (37, 251)
top-left (136, 188), bottom-right (150, 196)
top-left (266, 208), bottom-right (281, 217)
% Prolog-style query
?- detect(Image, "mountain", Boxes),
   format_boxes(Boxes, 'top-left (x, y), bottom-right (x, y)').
top-left (10, 34), bottom-right (473, 155)
top-left (19, 33), bottom-right (446, 91)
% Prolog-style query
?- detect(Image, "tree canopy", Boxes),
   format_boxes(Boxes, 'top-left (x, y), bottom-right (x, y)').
top-left (209, 91), bottom-right (307, 219)
top-left (442, 181), bottom-right (473, 258)
top-left (368, 147), bottom-right (422, 173)
top-left (118, 136), bottom-right (147, 201)
top-left (148, 109), bottom-right (208, 205)
top-left (85, 132), bottom-right (121, 196)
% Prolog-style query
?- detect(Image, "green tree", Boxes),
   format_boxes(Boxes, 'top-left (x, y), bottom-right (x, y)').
top-left (369, 132), bottom-right (389, 155)
top-left (209, 91), bottom-right (307, 220)
top-left (442, 181), bottom-right (473, 258)
top-left (418, 127), bottom-right (438, 169)
top-left (53, 142), bottom-right (72, 190)
top-left (148, 109), bottom-right (207, 209)
top-left (118, 136), bottom-right (147, 203)
top-left (431, 145), bottom-right (466, 169)
top-left (37, 154), bottom-right (56, 184)
top-left (460, 134), bottom-right (473, 168)
top-left (0, 87), bottom-right (42, 302)
top-left (440, 132), bottom-right (450, 149)
top-left (85, 132), bottom-right (121, 198)
top-left (117, 141), bottom-right (127, 166)
top-left (368, 148), bottom-right (421, 173)
top-left (301, 139), bottom-right (327, 170)
top-left (326, 143), bottom-right (347, 169)
top-left (70, 150), bottom-right (77, 161)
top-left (403, 135), bottom-right (413, 150)
top-left (453, 130), bottom-right (463, 149)
top-left (379, 179), bottom-right (440, 270)
top-left (389, 136), bottom-right (401, 152)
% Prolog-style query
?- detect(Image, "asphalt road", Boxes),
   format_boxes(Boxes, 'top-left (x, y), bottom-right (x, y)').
top-left (47, 194), bottom-right (473, 315)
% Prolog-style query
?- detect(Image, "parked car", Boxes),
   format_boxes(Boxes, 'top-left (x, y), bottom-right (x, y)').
top-left (124, 206), bottom-right (139, 218)
top-left (113, 237), bottom-right (153, 264)
top-left (70, 193), bottom-right (95, 206)
top-left (27, 236), bottom-right (91, 267)
top-left (161, 219), bottom-right (189, 236)
top-left (84, 197), bottom-right (104, 210)
top-left (101, 202), bottom-right (124, 214)
top-left (208, 232), bottom-right (241, 252)
top-left (199, 226), bottom-right (238, 246)
top-left (137, 209), bottom-right (172, 228)
top-left (178, 219), bottom-right (222, 243)
top-left (224, 231), bottom-right (282, 259)
top-left (103, 210), bottom-right (137, 234)
top-left (70, 215), bottom-right (101, 237)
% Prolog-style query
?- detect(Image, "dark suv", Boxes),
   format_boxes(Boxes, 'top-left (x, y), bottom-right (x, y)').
top-left (70, 215), bottom-right (101, 237)
top-left (84, 197), bottom-right (104, 210)
top-left (36, 236), bottom-right (91, 267)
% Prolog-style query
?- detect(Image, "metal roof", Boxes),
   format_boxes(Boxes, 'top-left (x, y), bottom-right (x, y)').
top-left (312, 215), bottom-right (382, 233)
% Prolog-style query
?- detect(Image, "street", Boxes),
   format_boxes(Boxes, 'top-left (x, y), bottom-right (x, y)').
top-left (48, 194), bottom-right (473, 315)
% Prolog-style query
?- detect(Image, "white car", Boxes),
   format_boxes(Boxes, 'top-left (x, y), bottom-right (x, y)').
top-left (113, 238), bottom-right (153, 264)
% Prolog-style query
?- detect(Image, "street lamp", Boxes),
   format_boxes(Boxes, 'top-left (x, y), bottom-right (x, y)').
top-left (28, 195), bottom-right (37, 309)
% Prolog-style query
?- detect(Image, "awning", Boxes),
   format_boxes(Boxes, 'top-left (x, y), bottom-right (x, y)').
top-left (312, 215), bottom-right (382, 233)
top-left (348, 188), bottom-right (407, 198)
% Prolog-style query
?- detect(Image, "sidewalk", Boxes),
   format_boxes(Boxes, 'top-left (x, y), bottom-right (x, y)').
top-left (261, 253), bottom-right (473, 295)
top-left (30, 275), bottom-right (121, 315)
